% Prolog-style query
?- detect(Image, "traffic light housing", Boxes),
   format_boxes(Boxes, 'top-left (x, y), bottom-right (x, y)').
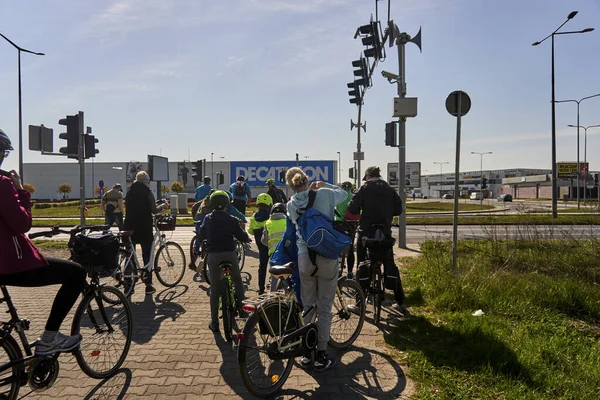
top-left (217, 171), bottom-right (224, 185)
top-left (359, 21), bottom-right (383, 60)
top-left (347, 82), bottom-right (362, 105)
top-left (279, 169), bottom-right (286, 184)
top-left (482, 178), bottom-right (488, 189)
top-left (191, 159), bottom-right (204, 186)
top-left (84, 134), bottom-right (98, 158)
top-left (352, 57), bottom-right (370, 87)
top-left (385, 122), bottom-right (397, 147)
top-left (58, 114), bottom-right (80, 158)
top-left (349, 167), bottom-right (355, 179)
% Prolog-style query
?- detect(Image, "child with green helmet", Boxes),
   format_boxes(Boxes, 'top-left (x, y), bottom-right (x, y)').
top-left (248, 193), bottom-right (273, 294)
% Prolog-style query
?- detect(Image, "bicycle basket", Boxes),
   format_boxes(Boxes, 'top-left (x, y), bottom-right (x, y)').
top-left (156, 214), bottom-right (177, 231)
top-left (70, 232), bottom-right (120, 277)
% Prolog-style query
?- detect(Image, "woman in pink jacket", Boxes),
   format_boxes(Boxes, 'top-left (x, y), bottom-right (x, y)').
top-left (0, 129), bottom-right (86, 356)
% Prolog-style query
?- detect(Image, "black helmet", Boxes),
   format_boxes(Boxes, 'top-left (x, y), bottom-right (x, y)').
top-left (271, 203), bottom-right (286, 214)
top-left (203, 176), bottom-right (211, 184)
top-left (0, 129), bottom-right (13, 151)
top-left (341, 181), bottom-right (353, 191)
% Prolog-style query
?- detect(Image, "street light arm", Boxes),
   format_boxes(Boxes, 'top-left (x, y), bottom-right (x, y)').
top-left (554, 30), bottom-right (592, 35)
top-left (580, 93), bottom-right (600, 103)
top-left (0, 32), bottom-right (21, 50)
top-left (555, 99), bottom-right (578, 104)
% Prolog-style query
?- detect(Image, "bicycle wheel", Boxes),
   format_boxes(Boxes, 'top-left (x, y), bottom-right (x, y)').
top-left (0, 335), bottom-right (24, 399)
top-left (189, 236), bottom-right (199, 270)
top-left (329, 278), bottom-right (366, 350)
top-left (202, 253), bottom-right (210, 284)
top-left (72, 286), bottom-right (133, 379)
top-left (372, 263), bottom-right (384, 325)
top-left (236, 240), bottom-right (246, 271)
top-left (154, 241), bottom-right (186, 287)
top-left (238, 301), bottom-right (295, 398)
top-left (221, 277), bottom-right (235, 342)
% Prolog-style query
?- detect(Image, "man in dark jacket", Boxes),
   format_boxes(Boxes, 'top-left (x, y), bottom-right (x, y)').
top-left (347, 166), bottom-right (407, 313)
top-left (124, 171), bottom-right (168, 295)
top-left (266, 178), bottom-right (287, 204)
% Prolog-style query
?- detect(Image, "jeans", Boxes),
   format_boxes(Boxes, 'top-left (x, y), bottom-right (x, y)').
top-left (105, 212), bottom-right (124, 231)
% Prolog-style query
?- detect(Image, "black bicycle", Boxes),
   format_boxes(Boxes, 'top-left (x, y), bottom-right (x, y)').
top-left (0, 225), bottom-right (133, 399)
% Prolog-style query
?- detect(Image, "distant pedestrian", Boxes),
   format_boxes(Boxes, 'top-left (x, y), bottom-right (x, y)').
top-left (102, 183), bottom-right (125, 230)
top-left (195, 176), bottom-right (212, 202)
top-left (230, 176), bottom-right (251, 215)
top-left (180, 165), bottom-right (190, 187)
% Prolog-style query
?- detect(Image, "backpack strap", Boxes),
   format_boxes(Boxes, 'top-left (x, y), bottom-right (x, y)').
top-left (306, 190), bottom-right (317, 209)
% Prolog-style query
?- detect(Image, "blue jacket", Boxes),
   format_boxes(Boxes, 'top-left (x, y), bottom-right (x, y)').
top-left (199, 210), bottom-right (250, 253)
top-left (195, 184), bottom-right (212, 202)
top-left (230, 181), bottom-right (251, 201)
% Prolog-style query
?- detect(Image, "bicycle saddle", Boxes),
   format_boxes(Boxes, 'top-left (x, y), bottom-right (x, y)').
top-left (269, 262), bottom-right (296, 277)
top-left (119, 230), bottom-right (135, 237)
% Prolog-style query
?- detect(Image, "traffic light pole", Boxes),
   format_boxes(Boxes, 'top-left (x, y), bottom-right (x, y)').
top-left (396, 30), bottom-right (408, 249)
top-left (77, 112), bottom-right (86, 225)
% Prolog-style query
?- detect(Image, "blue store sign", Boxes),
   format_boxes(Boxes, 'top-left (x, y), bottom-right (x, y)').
top-left (230, 161), bottom-right (335, 187)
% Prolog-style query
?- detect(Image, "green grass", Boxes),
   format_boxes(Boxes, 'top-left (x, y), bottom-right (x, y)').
top-left (390, 238), bottom-right (600, 399)
top-left (406, 201), bottom-right (495, 212)
top-left (31, 217), bottom-right (195, 227)
top-left (31, 240), bottom-right (68, 249)
top-left (32, 204), bottom-right (105, 217)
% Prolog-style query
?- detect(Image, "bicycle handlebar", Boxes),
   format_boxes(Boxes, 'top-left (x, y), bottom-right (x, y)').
top-left (28, 224), bottom-right (110, 240)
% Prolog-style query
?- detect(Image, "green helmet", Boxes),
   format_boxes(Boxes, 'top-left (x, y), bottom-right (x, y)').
top-left (256, 193), bottom-right (273, 207)
top-left (210, 190), bottom-right (230, 210)
top-left (266, 178), bottom-right (275, 185)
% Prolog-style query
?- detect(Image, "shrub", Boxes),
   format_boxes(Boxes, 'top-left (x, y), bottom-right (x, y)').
top-left (170, 181), bottom-right (184, 193)
top-left (161, 185), bottom-right (170, 195)
top-left (57, 183), bottom-right (72, 200)
top-left (23, 184), bottom-right (35, 194)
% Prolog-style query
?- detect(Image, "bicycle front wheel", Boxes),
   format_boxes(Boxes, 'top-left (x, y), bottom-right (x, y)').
top-left (236, 241), bottom-right (246, 271)
top-left (154, 241), bottom-right (186, 287)
top-left (0, 335), bottom-right (24, 400)
top-left (189, 236), bottom-right (199, 270)
top-left (238, 301), bottom-right (295, 398)
top-left (221, 277), bottom-right (234, 342)
top-left (329, 278), bottom-right (365, 349)
top-left (72, 286), bottom-right (133, 379)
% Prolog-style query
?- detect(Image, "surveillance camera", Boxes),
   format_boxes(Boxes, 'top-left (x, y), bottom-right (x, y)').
top-left (381, 70), bottom-right (399, 81)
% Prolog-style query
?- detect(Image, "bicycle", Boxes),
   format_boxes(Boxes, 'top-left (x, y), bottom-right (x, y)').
top-left (0, 225), bottom-right (133, 399)
top-left (237, 261), bottom-right (365, 398)
top-left (105, 213), bottom-right (186, 298)
top-left (218, 260), bottom-right (243, 342)
top-left (191, 238), bottom-right (246, 285)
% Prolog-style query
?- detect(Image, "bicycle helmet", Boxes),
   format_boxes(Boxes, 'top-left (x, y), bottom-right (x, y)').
top-left (203, 176), bottom-right (211, 184)
top-left (271, 203), bottom-right (286, 215)
top-left (0, 129), bottom-right (13, 151)
top-left (341, 181), bottom-right (353, 191)
top-left (210, 190), bottom-right (230, 210)
top-left (256, 193), bottom-right (273, 207)
top-left (266, 178), bottom-right (275, 185)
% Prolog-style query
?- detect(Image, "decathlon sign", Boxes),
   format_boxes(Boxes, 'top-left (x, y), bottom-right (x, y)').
top-left (230, 161), bottom-right (335, 187)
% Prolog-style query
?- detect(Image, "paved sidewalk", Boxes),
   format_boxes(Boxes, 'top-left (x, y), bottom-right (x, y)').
top-left (7, 242), bottom-right (417, 399)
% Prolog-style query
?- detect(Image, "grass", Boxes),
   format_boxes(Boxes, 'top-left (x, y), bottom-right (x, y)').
top-left (31, 240), bottom-right (68, 249)
top-left (390, 236), bottom-right (600, 399)
top-left (31, 217), bottom-right (195, 227)
top-left (406, 201), bottom-right (495, 212)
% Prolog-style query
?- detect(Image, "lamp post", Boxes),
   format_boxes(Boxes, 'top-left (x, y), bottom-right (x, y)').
top-left (337, 151), bottom-right (341, 184)
top-left (556, 94), bottom-right (600, 208)
top-left (433, 161), bottom-right (449, 198)
top-left (568, 124), bottom-right (600, 205)
top-left (532, 10), bottom-right (594, 218)
top-left (471, 151), bottom-right (492, 209)
top-left (0, 33), bottom-right (45, 183)
top-left (211, 153), bottom-right (214, 184)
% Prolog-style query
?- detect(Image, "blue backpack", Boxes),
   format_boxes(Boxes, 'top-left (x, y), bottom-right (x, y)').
top-left (297, 190), bottom-right (352, 260)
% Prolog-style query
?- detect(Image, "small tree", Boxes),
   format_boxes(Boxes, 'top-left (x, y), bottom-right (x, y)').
top-left (23, 183), bottom-right (36, 195)
top-left (161, 185), bottom-right (170, 196)
top-left (58, 183), bottom-right (72, 200)
top-left (94, 186), bottom-right (102, 197)
top-left (170, 181), bottom-right (184, 193)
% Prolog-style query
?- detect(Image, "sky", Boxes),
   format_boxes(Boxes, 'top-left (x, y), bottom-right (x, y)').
top-left (1, 0), bottom-right (600, 180)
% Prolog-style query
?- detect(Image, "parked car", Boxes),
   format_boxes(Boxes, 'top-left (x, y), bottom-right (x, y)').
top-left (497, 194), bottom-right (513, 202)
top-left (442, 194), bottom-right (453, 199)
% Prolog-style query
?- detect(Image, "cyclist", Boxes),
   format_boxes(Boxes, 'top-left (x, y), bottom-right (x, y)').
top-left (123, 170), bottom-right (169, 295)
top-left (195, 176), bottom-right (212, 202)
top-left (198, 190), bottom-right (251, 333)
top-left (285, 167), bottom-right (347, 372)
top-left (335, 181), bottom-right (357, 278)
top-left (261, 203), bottom-right (288, 291)
top-left (347, 166), bottom-right (407, 313)
top-left (266, 178), bottom-right (287, 204)
top-left (230, 176), bottom-right (251, 215)
top-left (102, 183), bottom-right (125, 230)
top-left (248, 193), bottom-right (273, 294)
top-left (0, 129), bottom-right (87, 356)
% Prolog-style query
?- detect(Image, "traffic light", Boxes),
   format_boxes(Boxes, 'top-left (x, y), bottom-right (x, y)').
top-left (84, 134), bottom-right (98, 158)
top-left (385, 122), bottom-right (397, 147)
top-left (352, 57), bottom-right (370, 87)
top-left (482, 178), bottom-right (488, 189)
top-left (347, 82), bottom-right (362, 105)
top-left (595, 173), bottom-right (599, 186)
top-left (349, 167), bottom-right (355, 179)
top-left (359, 21), bottom-right (383, 60)
top-left (279, 169), bottom-right (286, 184)
top-left (58, 114), bottom-right (81, 158)
top-left (217, 171), bottom-right (224, 185)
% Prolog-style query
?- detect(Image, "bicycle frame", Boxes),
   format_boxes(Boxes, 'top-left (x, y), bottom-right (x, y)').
top-left (120, 219), bottom-right (168, 273)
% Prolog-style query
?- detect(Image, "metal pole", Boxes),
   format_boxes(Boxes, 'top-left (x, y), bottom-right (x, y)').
top-left (452, 94), bottom-right (463, 270)
top-left (18, 51), bottom-right (23, 182)
top-left (211, 153), bottom-right (214, 184)
top-left (357, 103), bottom-right (362, 187)
top-left (480, 154), bottom-right (483, 209)
top-left (551, 34), bottom-right (558, 218)
top-left (337, 152), bottom-right (341, 184)
top-left (78, 112), bottom-right (85, 225)
top-left (576, 102), bottom-right (580, 209)
top-left (397, 38), bottom-right (407, 248)
top-left (584, 126), bottom-right (587, 205)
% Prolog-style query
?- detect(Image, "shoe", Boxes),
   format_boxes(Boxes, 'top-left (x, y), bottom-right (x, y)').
top-left (313, 352), bottom-right (336, 372)
top-left (347, 272), bottom-right (354, 279)
top-left (258, 290), bottom-right (265, 296)
top-left (145, 285), bottom-right (156, 295)
top-left (392, 302), bottom-right (408, 314)
top-left (35, 333), bottom-right (82, 357)
top-left (208, 322), bottom-right (219, 333)
top-left (299, 354), bottom-right (312, 369)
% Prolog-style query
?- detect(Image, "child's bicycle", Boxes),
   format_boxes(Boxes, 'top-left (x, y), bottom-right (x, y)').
top-left (218, 260), bottom-right (243, 342)
top-left (237, 262), bottom-right (365, 398)
top-left (0, 225), bottom-right (133, 399)
top-left (190, 236), bottom-right (246, 284)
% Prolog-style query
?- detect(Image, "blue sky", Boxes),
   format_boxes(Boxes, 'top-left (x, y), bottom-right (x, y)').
top-left (1, 0), bottom-right (599, 179)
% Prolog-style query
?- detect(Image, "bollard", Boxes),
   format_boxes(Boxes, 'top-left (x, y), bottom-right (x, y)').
top-left (170, 195), bottom-right (178, 215)
top-left (178, 193), bottom-right (188, 214)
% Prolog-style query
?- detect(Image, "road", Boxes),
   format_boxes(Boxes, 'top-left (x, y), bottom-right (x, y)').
top-left (28, 224), bottom-right (600, 245)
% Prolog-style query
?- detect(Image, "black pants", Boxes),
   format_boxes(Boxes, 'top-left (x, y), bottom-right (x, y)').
top-left (105, 212), bottom-right (124, 231)
top-left (357, 230), bottom-right (405, 304)
top-left (254, 229), bottom-right (269, 293)
top-left (136, 240), bottom-right (153, 285)
top-left (0, 258), bottom-right (87, 331)
top-left (232, 199), bottom-right (246, 216)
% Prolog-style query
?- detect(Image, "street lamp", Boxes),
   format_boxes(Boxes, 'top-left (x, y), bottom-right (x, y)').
top-left (211, 152), bottom-right (214, 184)
top-left (532, 10), bottom-right (595, 218)
top-left (337, 151), bottom-right (341, 184)
top-left (0, 33), bottom-right (45, 183)
top-left (433, 161), bottom-right (449, 198)
top-left (556, 94), bottom-right (600, 208)
top-left (471, 151), bottom-right (492, 208)
top-left (568, 123), bottom-right (600, 205)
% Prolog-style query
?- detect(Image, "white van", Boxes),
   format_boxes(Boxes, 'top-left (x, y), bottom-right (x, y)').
top-left (470, 192), bottom-right (482, 200)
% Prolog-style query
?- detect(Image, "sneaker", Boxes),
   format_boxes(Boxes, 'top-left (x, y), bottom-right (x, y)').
top-left (347, 271), bottom-right (354, 279)
top-left (208, 321), bottom-right (219, 333)
top-left (145, 285), bottom-right (156, 295)
top-left (392, 302), bottom-right (408, 314)
top-left (313, 352), bottom-right (336, 372)
top-left (35, 333), bottom-right (82, 357)
top-left (299, 354), bottom-right (312, 369)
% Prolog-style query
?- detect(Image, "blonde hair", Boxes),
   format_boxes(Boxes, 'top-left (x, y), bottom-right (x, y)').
top-left (286, 167), bottom-right (308, 191)
top-left (135, 171), bottom-right (150, 183)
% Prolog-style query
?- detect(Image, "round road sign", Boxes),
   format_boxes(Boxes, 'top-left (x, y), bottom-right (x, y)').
top-left (445, 91), bottom-right (471, 117)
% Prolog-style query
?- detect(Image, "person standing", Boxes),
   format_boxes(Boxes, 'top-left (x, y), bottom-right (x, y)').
top-left (266, 178), bottom-right (287, 204)
top-left (195, 176), bottom-right (212, 202)
top-left (124, 171), bottom-right (168, 295)
top-left (335, 181), bottom-right (357, 278)
top-left (347, 166), bottom-right (407, 313)
top-left (230, 176), bottom-right (251, 215)
top-left (285, 167), bottom-right (347, 372)
top-left (102, 183), bottom-right (125, 230)
top-left (248, 193), bottom-right (273, 294)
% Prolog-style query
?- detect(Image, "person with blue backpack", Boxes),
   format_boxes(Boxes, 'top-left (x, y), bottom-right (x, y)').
top-left (285, 167), bottom-right (347, 372)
